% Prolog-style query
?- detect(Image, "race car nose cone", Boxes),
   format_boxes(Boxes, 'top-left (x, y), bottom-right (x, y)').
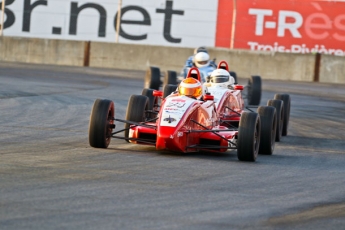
top-left (156, 126), bottom-right (185, 152)
top-left (156, 136), bottom-right (166, 150)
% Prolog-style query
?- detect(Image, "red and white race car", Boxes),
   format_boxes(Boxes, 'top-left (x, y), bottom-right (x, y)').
top-left (144, 61), bottom-right (263, 106)
top-left (89, 67), bottom-right (283, 162)
top-left (205, 60), bottom-right (291, 154)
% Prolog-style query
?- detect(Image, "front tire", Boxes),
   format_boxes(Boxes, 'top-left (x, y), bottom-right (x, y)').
top-left (229, 71), bottom-right (238, 84)
top-left (267, 99), bottom-right (283, 142)
top-left (124, 95), bottom-right (149, 142)
top-left (89, 99), bottom-right (114, 148)
top-left (257, 106), bottom-right (277, 155)
top-left (144, 66), bottom-right (161, 90)
top-left (141, 88), bottom-right (155, 111)
top-left (237, 112), bottom-right (261, 162)
top-left (247, 75), bottom-right (262, 105)
top-left (163, 84), bottom-right (177, 98)
top-left (164, 70), bottom-right (177, 87)
top-left (274, 94), bottom-right (290, 136)
top-left (141, 88), bottom-right (157, 119)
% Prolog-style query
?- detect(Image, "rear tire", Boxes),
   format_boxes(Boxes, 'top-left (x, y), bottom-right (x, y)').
top-left (267, 99), bottom-right (283, 142)
top-left (163, 84), bottom-right (177, 98)
top-left (164, 70), bottom-right (177, 86)
top-left (247, 75), bottom-right (262, 105)
top-left (274, 94), bottom-right (290, 136)
top-left (229, 71), bottom-right (238, 84)
top-left (237, 112), bottom-right (261, 162)
top-left (141, 88), bottom-right (155, 110)
top-left (89, 99), bottom-right (114, 148)
top-left (257, 106), bottom-right (277, 155)
top-left (141, 88), bottom-right (157, 119)
top-left (144, 66), bottom-right (161, 90)
top-left (124, 95), bottom-right (149, 142)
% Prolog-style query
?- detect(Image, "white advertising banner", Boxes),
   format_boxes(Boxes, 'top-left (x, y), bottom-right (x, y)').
top-left (1, 0), bottom-right (218, 47)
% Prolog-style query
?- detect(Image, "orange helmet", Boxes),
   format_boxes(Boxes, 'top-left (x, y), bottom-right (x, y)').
top-left (178, 77), bottom-right (202, 98)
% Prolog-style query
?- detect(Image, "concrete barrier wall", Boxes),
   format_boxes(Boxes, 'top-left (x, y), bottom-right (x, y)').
top-left (209, 49), bottom-right (316, 81)
top-left (89, 42), bottom-right (193, 73)
top-left (90, 42), bottom-right (316, 81)
top-left (320, 55), bottom-right (345, 84)
top-left (0, 37), bottom-right (84, 66)
top-left (0, 36), bottom-right (344, 84)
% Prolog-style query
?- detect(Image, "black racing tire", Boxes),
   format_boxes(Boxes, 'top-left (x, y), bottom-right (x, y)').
top-left (274, 94), bottom-right (290, 136)
top-left (164, 70), bottom-right (177, 86)
top-left (141, 88), bottom-right (156, 119)
top-left (163, 84), bottom-right (177, 98)
top-left (144, 66), bottom-right (161, 90)
top-left (229, 71), bottom-right (238, 84)
top-left (267, 99), bottom-right (283, 142)
top-left (141, 88), bottom-right (155, 110)
top-left (124, 95), bottom-right (149, 142)
top-left (237, 112), bottom-right (261, 162)
top-left (257, 106), bottom-right (277, 155)
top-left (247, 75), bottom-right (262, 105)
top-left (89, 99), bottom-right (114, 148)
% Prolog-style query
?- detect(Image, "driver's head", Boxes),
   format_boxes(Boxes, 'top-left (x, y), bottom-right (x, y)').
top-left (194, 52), bottom-right (210, 68)
top-left (210, 69), bottom-right (234, 85)
top-left (178, 77), bottom-right (202, 98)
top-left (194, 46), bottom-right (208, 54)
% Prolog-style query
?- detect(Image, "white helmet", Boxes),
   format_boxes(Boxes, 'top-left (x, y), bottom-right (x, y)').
top-left (210, 69), bottom-right (235, 87)
top-left (194, 46), bottom-right (208, 54)
top-left (194, 52), bottom-right (210, 68)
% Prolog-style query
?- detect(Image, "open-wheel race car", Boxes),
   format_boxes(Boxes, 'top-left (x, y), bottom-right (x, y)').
top-left (89, 67), bottom-right (284, 162)
top-left (144, 53), bottom-right (262, 106)
top-left (203, 61), bottom-right (291, 154)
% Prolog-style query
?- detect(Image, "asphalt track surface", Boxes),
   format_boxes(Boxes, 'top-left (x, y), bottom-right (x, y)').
top-left (1, 62), bottom-right (345, 230)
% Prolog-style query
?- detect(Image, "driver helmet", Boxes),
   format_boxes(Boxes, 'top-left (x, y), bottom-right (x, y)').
top-left (210, 69), bottom-right (235, 87)
top-left (194, 46), bottom-right (208, 54)
top-left (178, 77), bottom-right (202, 98)
top-left (194, 52), bottom-right (210, 68)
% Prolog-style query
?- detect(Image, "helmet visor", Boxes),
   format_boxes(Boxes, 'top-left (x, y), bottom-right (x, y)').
top-left (179, 86), bottom-right (202, 98)
top-left (212, 75), bottom-right (229, 83)
top-left (197, 61), bottom-right (208, 65)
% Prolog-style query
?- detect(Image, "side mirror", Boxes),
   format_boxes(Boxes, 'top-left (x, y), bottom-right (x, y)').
top-left (234, 85), bottom-right (244, 91)
top-left (153, 90), bottom-right (163, 97)
top-left (204, 94), bottom-right (214, 101)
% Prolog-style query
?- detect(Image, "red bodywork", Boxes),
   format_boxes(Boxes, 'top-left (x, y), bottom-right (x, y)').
top-left (128, 67), bottom-right (238, 153)
top-left (129, 96), bottom-right (237, 153)
top-left (216, 88), bottom-right (245, 125)
top-left (210, 60), bottom-right (246, 126)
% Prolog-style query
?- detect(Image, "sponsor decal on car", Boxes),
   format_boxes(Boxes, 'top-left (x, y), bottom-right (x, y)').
top-left (164, 109), bottom-right (183, 114)
top-left (160, 96), bottom-right (195, 127)
top-left (206, 117), bottom-right (216, 126)
top-left (163, 116), bottom-right (177, 123)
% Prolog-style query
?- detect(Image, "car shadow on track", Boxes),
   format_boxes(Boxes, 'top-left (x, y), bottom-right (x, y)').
top-left (105, 134), bottom-right (344, 164)
top-left (107, 142), bottom-right (240, 162)
top-left (160, 150), bottom-right (239, 161)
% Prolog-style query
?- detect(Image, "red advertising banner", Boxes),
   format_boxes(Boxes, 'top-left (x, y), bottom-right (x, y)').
top-left (216, 0), bottom-right (345, 56)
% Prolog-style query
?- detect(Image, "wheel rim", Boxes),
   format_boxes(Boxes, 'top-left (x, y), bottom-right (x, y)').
top-left (106, 110), bottom-right (113, 145)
